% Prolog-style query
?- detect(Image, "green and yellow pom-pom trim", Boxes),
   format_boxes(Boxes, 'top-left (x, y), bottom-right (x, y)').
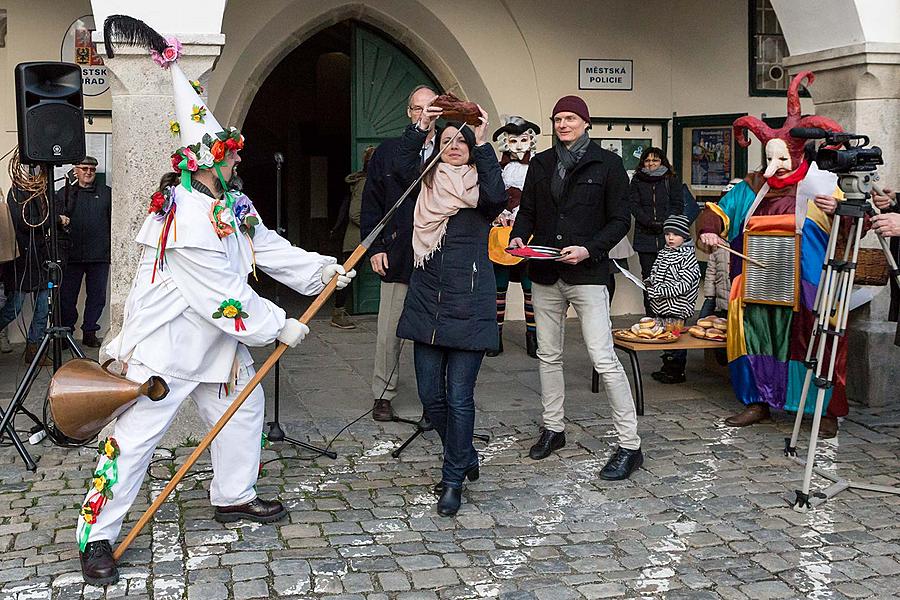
top-left (212, 299), bottom-right (248, 332)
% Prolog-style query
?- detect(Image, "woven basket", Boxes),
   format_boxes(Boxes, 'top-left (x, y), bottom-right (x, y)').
top-left (833, 239), bottom-right (890, 286)
top-left (855, 248), bottom-right (890, 286)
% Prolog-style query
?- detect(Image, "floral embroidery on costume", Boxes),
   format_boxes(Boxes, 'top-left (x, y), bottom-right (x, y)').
top-left (212, 299), bottom-right (248, 332)
top-left (169, 121), bottom-right (180, 136)
top-left (190, 79), bottom-right (204, 95)
top-left (77, 437), bottom-right (120, 551)
top-left (148, 187), bottom-right (177, 283)
top-left (191, 105), bottom-right (207, 124)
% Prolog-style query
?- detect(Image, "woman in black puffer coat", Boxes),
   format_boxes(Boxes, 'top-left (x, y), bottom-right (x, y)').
top-left (629, 147), bottom-right (683, 314)
top-left (394, 107), bottom-right (505, 518)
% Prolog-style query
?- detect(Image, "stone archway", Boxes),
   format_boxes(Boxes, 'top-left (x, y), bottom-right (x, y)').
top-left (211, 2), bottom-right (501, 133)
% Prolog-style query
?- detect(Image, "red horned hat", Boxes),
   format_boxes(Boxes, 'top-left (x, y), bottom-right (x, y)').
top-left (732, 71), bottom-right (843, 165)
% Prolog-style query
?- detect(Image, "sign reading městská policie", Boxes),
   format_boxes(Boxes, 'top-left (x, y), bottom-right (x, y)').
top-left (578, 59), bottom-right (633, 91)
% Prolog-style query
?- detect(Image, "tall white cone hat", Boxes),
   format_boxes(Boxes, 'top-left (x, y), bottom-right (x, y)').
top-left (170, 62), bottom-right (224, 149)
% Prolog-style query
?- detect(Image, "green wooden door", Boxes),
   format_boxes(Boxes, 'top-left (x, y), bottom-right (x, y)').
top-left (350, 24), bottom-right (440, 314)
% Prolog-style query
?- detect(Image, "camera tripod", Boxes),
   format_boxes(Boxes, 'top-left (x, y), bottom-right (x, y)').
top-left (785, 170), bottom-right (900, 511)
top-left (0, 164), bottom-right (86, 471)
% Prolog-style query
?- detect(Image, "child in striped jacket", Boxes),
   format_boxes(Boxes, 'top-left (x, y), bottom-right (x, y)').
top-left (646, 214), bottom-right (701, 383)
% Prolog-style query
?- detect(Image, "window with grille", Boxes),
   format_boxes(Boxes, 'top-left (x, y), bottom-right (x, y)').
top-left (749, 0), bottom-right (790, 96)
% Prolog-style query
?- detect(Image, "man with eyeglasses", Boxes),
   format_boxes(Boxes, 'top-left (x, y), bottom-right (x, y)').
top-left (55, 155), bottom-right (112, 348)
top-left (360, 84), bottom-right (438, 421)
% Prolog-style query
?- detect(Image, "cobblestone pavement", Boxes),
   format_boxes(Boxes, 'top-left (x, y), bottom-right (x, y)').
top-left (0, 316), bottom-right (898, 599)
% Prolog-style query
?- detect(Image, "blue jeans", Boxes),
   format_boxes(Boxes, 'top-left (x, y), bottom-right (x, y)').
top-left (413, 342), bottom-right (483, 488)
top-left (0, 289), bottom-right (50, 344)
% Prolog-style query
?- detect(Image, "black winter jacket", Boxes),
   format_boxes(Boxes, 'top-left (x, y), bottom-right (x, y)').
top-left (360, 134), bottom-right (439, 284)
top-left (510, 142), bottom-right (630, 285)
top-left (55, 182), bottom-right (112, 263)
top-left (629, 171), bottom-right (683, 253)
top-left (395, 125), bottom-right (506, 351)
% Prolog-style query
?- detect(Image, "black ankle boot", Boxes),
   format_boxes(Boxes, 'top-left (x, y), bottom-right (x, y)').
top-left (525, 330), bottom-right (538, 359)
top-left (437, 485), bottom-right (462, 516)
top-left (433, 463), bottom-right (479, 496)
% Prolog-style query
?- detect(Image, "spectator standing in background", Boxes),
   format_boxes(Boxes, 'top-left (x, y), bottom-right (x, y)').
top-left (56, 156), bottom-right (112, 348)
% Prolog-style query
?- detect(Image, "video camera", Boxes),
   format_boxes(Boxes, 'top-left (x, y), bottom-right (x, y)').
top-left (790, 127), bottom-right (883, 173)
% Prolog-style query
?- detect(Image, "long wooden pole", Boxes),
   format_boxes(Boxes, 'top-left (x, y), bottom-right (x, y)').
top-left (719, 244), bottom-right (767, 269)
top-left (113, 125), bottom-right (465, 561)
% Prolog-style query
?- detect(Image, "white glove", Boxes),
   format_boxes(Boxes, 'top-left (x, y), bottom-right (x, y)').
top-left (277, 318), bottom-right (309, 348)
top-left (321, 264), bottom-right (357, 290)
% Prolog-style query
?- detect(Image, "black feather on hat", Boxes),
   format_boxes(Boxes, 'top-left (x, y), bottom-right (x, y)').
top-left (103, 15), bottom-right (169, 58)
top-left (492, 116), bottom-right (541, 141)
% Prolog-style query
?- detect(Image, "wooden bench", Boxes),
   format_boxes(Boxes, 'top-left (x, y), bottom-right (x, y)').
top-left (592, 335), bottom-right (727, 416)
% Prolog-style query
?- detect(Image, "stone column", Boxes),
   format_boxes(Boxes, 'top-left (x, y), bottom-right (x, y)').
top-left (95, 35), bottom-right (225, 338)
top-left (784, 43), bottom-right (900, 405)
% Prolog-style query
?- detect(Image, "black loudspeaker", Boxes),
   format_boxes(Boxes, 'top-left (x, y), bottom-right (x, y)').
top-left (14, 62), bottom-right (86, 164)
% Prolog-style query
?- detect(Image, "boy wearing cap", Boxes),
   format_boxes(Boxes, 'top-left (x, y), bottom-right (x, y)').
top-left (646, 214), bottom-right (701, 383)
top-left (509, 95), bottom-right (642, 481)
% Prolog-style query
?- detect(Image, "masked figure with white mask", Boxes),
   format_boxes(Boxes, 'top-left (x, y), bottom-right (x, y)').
top-left (697, 71), bottom-right (848, 437)
top-left (487, 117), bottom-right (541, 358)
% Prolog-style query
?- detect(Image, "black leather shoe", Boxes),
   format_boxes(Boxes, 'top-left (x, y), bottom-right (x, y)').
top-left (437, 485), bottom-right (462, 516)
top-left (651, 370), bottom-right (686, 384)
top-left (486, 337), bottom-right (503, 357)
top-left (528, 429), bottom-right (566, 460)
top-left (372, 399), bottom-right (395, 422)
top-left (82, 332), bottom-right (103, 348)
top-left (80, 540), bottom-right (119, 586)
top-left (599, 447), bottom-right (643, 481)
top-left (214, 497), bottom-right (287, 523)
top-left (433, 463), bottom-right (479, 496)
top-left (526, 330), bottom-right (538, 359)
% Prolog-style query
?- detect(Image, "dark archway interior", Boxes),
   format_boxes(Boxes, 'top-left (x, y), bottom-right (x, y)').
top-left (241, 22), bottom-right (351, 313)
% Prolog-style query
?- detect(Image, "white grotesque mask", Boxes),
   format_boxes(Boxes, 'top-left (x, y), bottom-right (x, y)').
top-left (764, 138), bottom-right (793, 179)
top-left (500, 131), bottom-right (536, 161)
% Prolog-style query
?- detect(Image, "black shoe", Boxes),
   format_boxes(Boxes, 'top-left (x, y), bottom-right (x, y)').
top-left (528, 429), bottom-right (566, 460)
top-left (437, 485), bottom-right (462, 516)
top-left (82, 332), bottom-right (103, 348)
top-left (526, 330), bottom-right (538, 359)
top-left (80, 540), bottom-right (119, 586)
top-left (486, 337), bottom-right (503, 357)
top-left (214, 497), bottom-right (287, 523)
top-left (432, 463), bottom-right (479, 496)
top-left (651, 370), bottom-right (686, 384)
top-left (599, 447), bottom-right (643, 481)
top-left (372, 399), bottom-right (395, 422)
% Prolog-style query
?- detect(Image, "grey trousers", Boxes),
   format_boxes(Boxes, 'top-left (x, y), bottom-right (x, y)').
top-left (532, 281), bottom-right (640, 449)
top-left (372, 281), bottom-right (408, 400)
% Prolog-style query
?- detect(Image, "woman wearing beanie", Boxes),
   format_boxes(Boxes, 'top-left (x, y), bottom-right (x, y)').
top-left (395, 102), bottom-right (506, 517)
top-left (629, 147), bottom-right (684, 315)
top-left (645, 214), bottom-right (701, 383)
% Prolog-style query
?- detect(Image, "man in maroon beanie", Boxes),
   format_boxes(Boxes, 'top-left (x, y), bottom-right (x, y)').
top-left (509, 95), bottom-right (642, 480)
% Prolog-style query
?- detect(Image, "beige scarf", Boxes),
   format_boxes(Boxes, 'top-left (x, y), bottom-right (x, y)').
top-left (413, 163), bottom-right (479, 267)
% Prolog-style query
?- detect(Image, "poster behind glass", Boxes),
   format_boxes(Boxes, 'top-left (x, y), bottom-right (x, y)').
top-left (690, 128), bottom-right (732, 187)
top-left (593, 138), bottom-right (652, 179)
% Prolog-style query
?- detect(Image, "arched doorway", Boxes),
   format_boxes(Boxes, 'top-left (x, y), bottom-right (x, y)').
top-left (239, 20), bottom-right (440, 314)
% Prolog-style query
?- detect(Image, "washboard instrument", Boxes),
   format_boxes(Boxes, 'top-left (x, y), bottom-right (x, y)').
top-left (742, 230), bottom-right (800, 310)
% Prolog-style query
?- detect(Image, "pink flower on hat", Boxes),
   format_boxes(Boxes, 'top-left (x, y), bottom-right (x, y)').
top-left (151, 37), bottom-right (182, 69)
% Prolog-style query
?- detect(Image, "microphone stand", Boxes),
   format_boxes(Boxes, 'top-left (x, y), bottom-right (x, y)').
top-left (265, 152), bottom-right (336, 459)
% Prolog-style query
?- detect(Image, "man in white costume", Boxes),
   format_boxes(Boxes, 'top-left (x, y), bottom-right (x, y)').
top-left (78, 23), bottom-right (355, 586)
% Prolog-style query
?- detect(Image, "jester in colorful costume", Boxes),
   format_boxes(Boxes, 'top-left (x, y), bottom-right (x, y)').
top-left (488, 116), bottom-right (541, 358)
top-left (698, 71), bottom-right (848, 437)
top-left (77, 17), bottom-right (355, 586)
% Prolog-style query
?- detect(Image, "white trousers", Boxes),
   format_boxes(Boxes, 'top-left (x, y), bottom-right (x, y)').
top-left (79, 361), bottom-right (265, 544)
top-left (532, 281), bottom-right (641, 450)
top-left (372, 281), bottom-right (408, 400)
